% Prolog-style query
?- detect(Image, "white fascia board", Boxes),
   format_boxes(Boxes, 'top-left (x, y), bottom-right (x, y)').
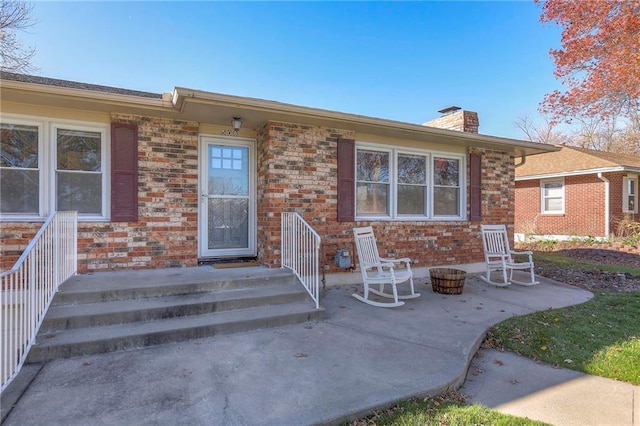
top-left (515, 166), bottom-right (635, 181)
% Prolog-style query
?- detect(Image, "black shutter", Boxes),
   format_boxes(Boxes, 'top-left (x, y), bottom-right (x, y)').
top-left (337, 138), bottom-right (355, 222)
top-left (469, 152), bottom-right (482, 221)
top-left (111, 123), bottom-right (138, 222)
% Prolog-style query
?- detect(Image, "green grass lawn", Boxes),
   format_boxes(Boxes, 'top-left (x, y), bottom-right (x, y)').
top-left (350, 248), bottom-right (640, 425)
top-left (347, 393), bottom-right (550, 426)
top-left (488, 290), bottom-right (640, 385)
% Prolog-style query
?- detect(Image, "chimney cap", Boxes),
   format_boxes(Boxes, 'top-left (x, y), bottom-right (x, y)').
top-left (438, 106), bottom-right (462, 115)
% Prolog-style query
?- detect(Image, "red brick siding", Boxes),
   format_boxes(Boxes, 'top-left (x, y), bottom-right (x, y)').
top-left (256, 121), bottom-right (514, 272)
top-left (0, 114), bottom-right (200, 273)
top-left (515, 172), bottom-right (638, 238)
top-left (2, 117), bottom-right (516, 275)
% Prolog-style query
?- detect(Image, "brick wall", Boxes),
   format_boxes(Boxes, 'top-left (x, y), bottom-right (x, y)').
top-left (515, 173), bottom-right (625, 238)
top-left (2, 116), bottom-right (516, 275)
top-left (256, 121), bottom-right (513, 273)
top-left (0, 114), bottom-right (200, 273)
top-left (424, 110), bottom-right (479, 134)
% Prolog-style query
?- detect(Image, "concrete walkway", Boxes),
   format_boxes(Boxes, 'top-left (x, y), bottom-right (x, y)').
top-left (2, 272), bottom-right (636, 425)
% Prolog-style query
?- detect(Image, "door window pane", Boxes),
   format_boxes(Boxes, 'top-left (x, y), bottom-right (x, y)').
top-left (208, 198), bottom-right (248, 249)
top-left (208, 145), bottom-right (248, 195)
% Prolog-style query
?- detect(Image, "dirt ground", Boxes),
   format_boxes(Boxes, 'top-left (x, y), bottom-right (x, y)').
top-left (526, 246), bottom-right (640, 292)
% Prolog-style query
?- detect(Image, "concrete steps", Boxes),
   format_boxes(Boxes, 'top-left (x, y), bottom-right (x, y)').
top-left (27, 266), bottom-right (324, 363)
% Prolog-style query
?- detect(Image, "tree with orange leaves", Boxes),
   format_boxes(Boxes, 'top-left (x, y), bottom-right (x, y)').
top-left (536, 0), bottom-right (640, 124)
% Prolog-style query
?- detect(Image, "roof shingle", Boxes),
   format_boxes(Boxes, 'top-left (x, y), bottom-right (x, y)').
top-left (516, 145), bottom-right (640, 177)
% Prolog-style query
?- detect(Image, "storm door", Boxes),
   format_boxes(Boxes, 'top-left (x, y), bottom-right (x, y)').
top-left (199, 136), bottom-right (256, 258)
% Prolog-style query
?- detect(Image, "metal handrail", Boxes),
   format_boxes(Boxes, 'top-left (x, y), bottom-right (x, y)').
top-left (1, 211), bottom-right (77, 393)
top-left (281, 212), bottom-right (321, 309)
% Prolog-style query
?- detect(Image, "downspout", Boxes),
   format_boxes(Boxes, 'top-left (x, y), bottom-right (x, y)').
top-left (597, 173), bottom-right (610, 239)
top-left (514, 155), bottom-right (526, 168)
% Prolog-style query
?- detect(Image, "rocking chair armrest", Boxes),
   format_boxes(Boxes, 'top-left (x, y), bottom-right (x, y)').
top-left (510, 249), bottom-right (534, 259)
top-left (363, 261), bottom-right (397, 270)
top-left (486, 252), bottom-right (510, 259)
top-left (379, 256), bottom-right (411, 265)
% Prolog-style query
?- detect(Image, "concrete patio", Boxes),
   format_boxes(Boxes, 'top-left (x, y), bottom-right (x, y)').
top-left (4, 270), bottom-right (634, 425)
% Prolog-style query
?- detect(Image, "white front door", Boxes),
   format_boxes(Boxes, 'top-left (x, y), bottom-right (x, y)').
top-left (199, 136), bottom-right (256, 258)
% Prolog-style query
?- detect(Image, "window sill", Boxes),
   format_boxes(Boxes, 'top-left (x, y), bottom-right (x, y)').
top-left (356, 216), bottom-right (466, 222)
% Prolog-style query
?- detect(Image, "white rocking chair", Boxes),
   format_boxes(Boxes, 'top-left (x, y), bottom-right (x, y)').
top-left (480, 224), bottom-right (539, 287)
top-left (352, 226), bottom-right (420, 307)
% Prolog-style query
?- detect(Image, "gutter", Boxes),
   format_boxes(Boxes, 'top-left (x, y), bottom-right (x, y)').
top-left (171, 87), bottom-right (558, 157)
top-left (597, 172), bottom-right (610, 238)
top-left (515, 166), bottom-right (640, 181)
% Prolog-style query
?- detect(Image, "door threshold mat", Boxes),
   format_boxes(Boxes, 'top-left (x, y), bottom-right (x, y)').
top-left (212, 260), bottom-right (260, 269)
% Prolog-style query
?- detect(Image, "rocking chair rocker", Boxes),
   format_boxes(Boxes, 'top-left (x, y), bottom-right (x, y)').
top-left (480, 224), bottom-right (539, 287)
top-left (352, 226), bottom-right (420, 307)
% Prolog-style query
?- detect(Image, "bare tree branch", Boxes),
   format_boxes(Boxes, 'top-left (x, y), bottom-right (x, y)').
top-left (0, 0), bottom-right (37, 73)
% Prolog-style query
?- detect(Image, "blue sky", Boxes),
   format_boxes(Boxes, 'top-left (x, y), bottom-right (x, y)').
top-left (22, 1), bottom-right (563, 139)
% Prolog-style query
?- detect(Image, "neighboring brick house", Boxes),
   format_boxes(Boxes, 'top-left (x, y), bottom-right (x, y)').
top-left (515, 145), bottom-right (640, 241)
top-left (0, 72), bottom-right (555, 280)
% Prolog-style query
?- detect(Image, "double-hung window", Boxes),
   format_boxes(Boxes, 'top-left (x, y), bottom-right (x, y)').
top-left (355, 144), bottom-right (465, 220)
top-left (540, 178), bottom-right (564, 214)
top-left (623, 175), bottom-right (638, 214)
top-left (0, 115), bottom-right (108, 221)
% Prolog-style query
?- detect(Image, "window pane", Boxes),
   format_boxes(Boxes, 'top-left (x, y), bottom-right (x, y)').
top-left (628, 179), bottom-right (636, 196)
top-left (434, 157), bottom-right (459, 186)
top-left (208, 145), bottom-right (248, 195)
top-left (57, 171), bottom-right (102, 213)
top-left (57, 129), bottom-right (102, 172)
top-left (208, 198), bottom-right (248, 249)
top-left (0, 169), bottom-right (39, 213)
top-left (356, 182), bottom-right (389, 215)
top-left (434, 187), bottom-right (460, 216)
top-left (357, 150), bottom-right (389, 182)
top-left (545, 198), bottom-right (563, 212)
top-left (398, 154), bottom-right (426, 184)
top-left (544, 182), bottom-right (563, 197)
top-left (398, 184), bottom-right (426, 215)
top-left (1, 123), bottom-right (39, 168)
top-left (628, 196), bottom-right (635, 212)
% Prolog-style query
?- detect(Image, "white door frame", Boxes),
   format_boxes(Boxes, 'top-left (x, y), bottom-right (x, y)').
top-left (198, 134), bottom-right (256, 258)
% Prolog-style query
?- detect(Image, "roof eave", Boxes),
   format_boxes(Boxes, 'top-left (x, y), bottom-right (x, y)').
top-left (516, 166), bottom-right (640, 181)
top-left (172, 87), bottom-right (558, 156)
top-left (1, 78), bottom-right (175, 116)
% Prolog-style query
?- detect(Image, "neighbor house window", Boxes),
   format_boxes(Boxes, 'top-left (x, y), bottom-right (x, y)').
top-left (0, 116), bottom-right (108, 221)
top-left (355, 144), bottom-right (464, 220)
top-left (623, 175), bottom-right (638, 213)
top-left (541, 178), bottom-right (564, 214)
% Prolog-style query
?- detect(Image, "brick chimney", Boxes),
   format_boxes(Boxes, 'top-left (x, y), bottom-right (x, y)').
top-left (423, 106), bottom-right (479, 134)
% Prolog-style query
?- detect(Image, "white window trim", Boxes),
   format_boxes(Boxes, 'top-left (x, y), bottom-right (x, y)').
top-left (355, 142), bottom-right (466, 221)
top-left (623, 174), bottom-right (638, 214)
top-left (540, 178), bottom-right (565, 214)
top-left (0, 114), bottom-right (110, 222)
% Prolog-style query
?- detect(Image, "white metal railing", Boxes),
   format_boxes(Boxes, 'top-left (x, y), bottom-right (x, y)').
top-left (281, 212), bottom-right (321, 309)
top-left (1, 211), bottom-right (77, 393)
